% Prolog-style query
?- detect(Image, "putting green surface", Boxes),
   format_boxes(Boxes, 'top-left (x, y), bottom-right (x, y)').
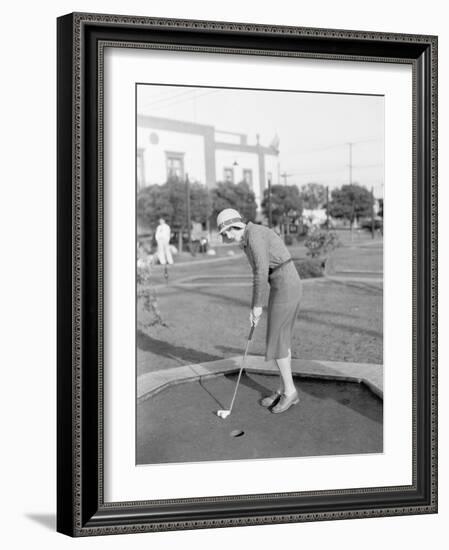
top-left (136, 372), bottom-right (383, 465)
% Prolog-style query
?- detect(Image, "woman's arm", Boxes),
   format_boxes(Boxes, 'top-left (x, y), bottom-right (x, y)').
top-left (247, 230), bottom-right (270, 308)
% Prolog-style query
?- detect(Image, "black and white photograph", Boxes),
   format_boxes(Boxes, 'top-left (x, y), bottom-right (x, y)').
top-left (1, 0), bottom-right (443, 545)
top-left (135, 83), bottom-right (384, 465)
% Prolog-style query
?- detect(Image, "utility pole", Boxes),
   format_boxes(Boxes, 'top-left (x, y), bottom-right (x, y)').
top-left (279, 171), bottom-right (292, 238)
top-left (347, 142), bottom-right (353, 185)
top-left (280, 172), bottom-right (292, 186)
top-left (267, 174), bottom-right (272, 228)
top-left (347, 142), bottom-right (354, 239)
top-left (185, 172), bottom-right (191, 253)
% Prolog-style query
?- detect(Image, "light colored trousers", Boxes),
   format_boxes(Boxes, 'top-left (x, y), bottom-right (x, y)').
top-left (156, 240), bottom-right (173, 265)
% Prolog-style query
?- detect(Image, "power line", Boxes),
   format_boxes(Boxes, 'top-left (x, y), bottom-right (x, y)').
top-left (287, 163), bottom-right (383, 177)
top-left (139, 89), bottom-right (223, 113)
top-left (282, 137), bottom-right (383, 156)
top-left (140, 89), bottom-right (202, 109)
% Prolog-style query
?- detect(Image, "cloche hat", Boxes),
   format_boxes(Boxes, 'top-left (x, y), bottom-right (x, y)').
top-left (216, 208), bottom-right (245, 234)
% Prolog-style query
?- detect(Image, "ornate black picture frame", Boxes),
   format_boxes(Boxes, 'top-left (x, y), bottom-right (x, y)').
top-left (57, 12), bottom-right (438, 536)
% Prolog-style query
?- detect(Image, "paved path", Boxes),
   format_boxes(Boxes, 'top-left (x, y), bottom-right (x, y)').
top-left (326, 275), bottom-right (383, 284)
top-left (138, 355), bottom-right (383, 402)
top-left (151, 251), bottom-right (245, 269)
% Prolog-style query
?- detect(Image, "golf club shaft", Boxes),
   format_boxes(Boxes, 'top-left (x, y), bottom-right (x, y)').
top-left (227, 325), bottom-right (255, 413)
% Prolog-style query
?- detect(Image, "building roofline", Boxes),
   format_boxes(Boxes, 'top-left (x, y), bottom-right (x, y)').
top-left (137, 115), bottom-right (278, 155)
top-left (214, 141), bottom-right (278, 156)
top-left (138, 115), bottom-right (214, 136)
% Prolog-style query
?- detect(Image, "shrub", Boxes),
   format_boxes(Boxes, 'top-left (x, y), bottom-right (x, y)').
top-left (136, 254), bottom-right (167, 329)
top-left (304, 228), bottom-right (341, 258)
top-left (293, 258), bottom-right (326, 279)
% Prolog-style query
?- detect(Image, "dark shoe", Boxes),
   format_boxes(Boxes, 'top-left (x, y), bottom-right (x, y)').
top-left (259, 390), bottom-right (282, 408)
top-left (271, 391), bottom-right (299, 414)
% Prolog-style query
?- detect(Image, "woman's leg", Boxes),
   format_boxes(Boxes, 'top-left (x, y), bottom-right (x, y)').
top-left (275, 348), bottom-right (296, 396)
top-left (271, 348), bottom-right (299, 413)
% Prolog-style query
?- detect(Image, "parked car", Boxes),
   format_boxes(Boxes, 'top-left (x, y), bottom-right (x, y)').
top-left (359, 217), bottom-right (383, 231)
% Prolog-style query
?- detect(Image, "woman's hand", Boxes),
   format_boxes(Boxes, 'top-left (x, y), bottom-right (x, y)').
top-left (250, 306), bottom-right (263, 327)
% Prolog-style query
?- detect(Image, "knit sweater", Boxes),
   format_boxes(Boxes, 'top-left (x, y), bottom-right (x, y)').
top-left (240, 222), bottom-right (292, 307)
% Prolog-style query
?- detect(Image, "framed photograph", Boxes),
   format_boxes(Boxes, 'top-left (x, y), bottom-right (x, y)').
top-left (57, 12), bottom-right (438, 536)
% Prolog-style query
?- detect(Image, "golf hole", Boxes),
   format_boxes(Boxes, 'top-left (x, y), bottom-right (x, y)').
top-left (230, 429), bottom-right (245, 438)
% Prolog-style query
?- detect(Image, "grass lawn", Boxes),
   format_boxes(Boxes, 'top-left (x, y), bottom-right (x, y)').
top-left (138, 275), bottom-right (383, 375)
top-left (138, 237), bottom-right (383, 375)
top-left (328, 242), bottom-right (383, 273)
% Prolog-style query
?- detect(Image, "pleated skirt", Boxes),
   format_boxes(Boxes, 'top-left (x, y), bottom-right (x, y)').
top-left (265, 261), bottom-right (302, 361)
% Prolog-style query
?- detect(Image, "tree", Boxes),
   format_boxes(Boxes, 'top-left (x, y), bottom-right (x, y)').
top-left (137, 184), bottom-right (173, 231)
top-left (211, 180), bottom-right (257, 224)
top-left (299, 182), bottom-right (327, 210)
top-left (328, 184), bottom-right (373, 225)
top-left (189, 181), bottom-right (213, 223)
top-left (261, 184), bottom-right (303, 226)
top-left (166, 178), bottom-right (211, 230)
top-left (137, 178), bottom-right (212, 232)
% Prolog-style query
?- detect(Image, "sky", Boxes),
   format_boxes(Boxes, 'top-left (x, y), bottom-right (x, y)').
top-left (137, 84), bottom-right (385, 198)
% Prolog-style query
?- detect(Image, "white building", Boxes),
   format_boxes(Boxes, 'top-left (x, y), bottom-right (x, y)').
top-left (137, 115), bottom-right (280, 207)
top-left (302, 208), bottom-right (328, 227)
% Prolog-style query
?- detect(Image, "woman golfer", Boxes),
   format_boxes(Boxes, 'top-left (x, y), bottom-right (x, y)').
top-left (217, 208), bottom-right (303, 414)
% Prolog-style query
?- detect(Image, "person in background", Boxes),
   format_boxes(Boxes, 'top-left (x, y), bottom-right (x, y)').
top-left (155, 218), bottom-right (174, 265)
top-left (190, 221), bottom-right (203, 256)
top-left (217, 208), bottom-right (303, 414)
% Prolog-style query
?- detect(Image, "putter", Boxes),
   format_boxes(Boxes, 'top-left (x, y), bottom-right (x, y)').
top-left (216, 325), bottom-right (255, 419)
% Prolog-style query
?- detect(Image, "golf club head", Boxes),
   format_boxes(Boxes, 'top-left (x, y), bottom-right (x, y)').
top-left (217, 410), bottom-right (230, 419)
